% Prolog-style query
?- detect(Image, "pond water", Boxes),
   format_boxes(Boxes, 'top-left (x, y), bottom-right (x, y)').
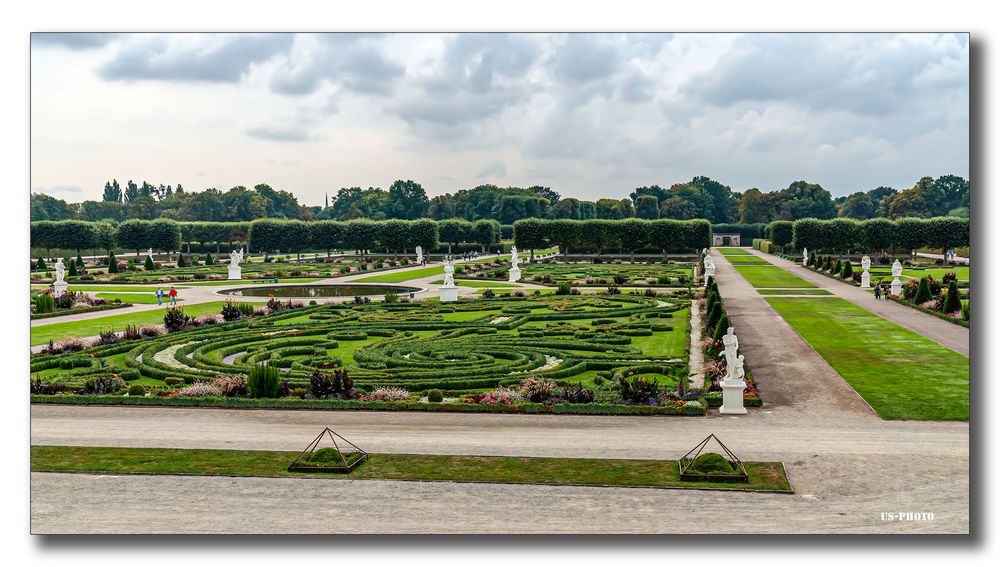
top-left (219, 284), bottom-right (421, 298)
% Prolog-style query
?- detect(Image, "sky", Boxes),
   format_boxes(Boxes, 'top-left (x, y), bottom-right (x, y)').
top-left (30, 32), bottom-right (969, 205)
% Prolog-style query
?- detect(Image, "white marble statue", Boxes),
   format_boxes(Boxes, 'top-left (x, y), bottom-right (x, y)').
top-left (227, 248), bottom-right (244, 280)
top-left (147, 247), bottom-right (154, 260)
top-left (720, 352), bottom-right (748, 415)
top-left (508, 246), bottom-right (522, 283)
top-left (442, 257), bottom-right (456, 288)
top-left (802, 248), bottom-right (809, 266)
top-left (890, 258), bottom-right (902, 296)
top-left (861, 255), bottom-right (871, 272)
top-left (703, 254), bottom-right (716, 277)
top-left (53, 257), bottom-right (68, 295)
top-left (439, 256), bottom-right (458, 302)
top-left (860, 255), bottom-right (872, 288)
top-left (415, 246), bottom-right (423, 265)
top-left (722, 326), bottom-right (739, 378)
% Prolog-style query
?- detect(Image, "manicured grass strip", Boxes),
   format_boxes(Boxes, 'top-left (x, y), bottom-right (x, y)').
top-left (732, 266), bottom-right (816, 288)
top-left (757, 289), bottom-right (832, 296)
top-left (353, 264), bottom-right (454, 283)
top-left (725, 256), bottom-right (773, 265)
top-left (766, 297), bottom-right (968, 421)
top-left (717, 247), bottom-right (752, 255)
top-left (30, 446), bottom-right (792, 493)
top-left (30, 301), bottom-right (262, 346)
top-left (429, 279), bottom-right (519, 287)
top-left (184, 277), bottom-right (325, 286)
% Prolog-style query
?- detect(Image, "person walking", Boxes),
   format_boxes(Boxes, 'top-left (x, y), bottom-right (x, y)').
top-left (155, 287), bottom-right (164, 305)
top-left (873, 285), bottom-right (881, 301)
top-left (168, 286), bottom-right (178, 305)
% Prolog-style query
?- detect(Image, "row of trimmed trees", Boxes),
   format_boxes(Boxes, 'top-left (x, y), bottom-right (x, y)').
top-left (30, 218), bottom-right (506, 258)
top-left (513, 218), bottom-right (712, 260)
top-left (771, 217), bottom-right (969, 256)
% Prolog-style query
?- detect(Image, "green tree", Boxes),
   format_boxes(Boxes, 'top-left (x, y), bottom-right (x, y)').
top-left (839, 192), bottom-right (876, 219)
top-left (738, 188), bottom-right (768, 223)
top-left (102, 179), bottom-right (122, 202)
top-left (635, 195), bottom-right (660, 219)
top-left (387, 179), bottom-right (430, 219)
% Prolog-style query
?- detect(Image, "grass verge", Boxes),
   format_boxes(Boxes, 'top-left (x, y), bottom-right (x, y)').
top-left (732, 266), bottom-right (816, 288)
top-left (31, 445), bottom-right (792, 493)
top-left (766, 297), bottom-right (968, 420)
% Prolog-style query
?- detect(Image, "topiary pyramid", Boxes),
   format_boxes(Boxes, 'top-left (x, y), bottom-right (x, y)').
top-left (679, 433), bottom-right (748, 483)
top-left (287, 427), bottom-right (369, 473)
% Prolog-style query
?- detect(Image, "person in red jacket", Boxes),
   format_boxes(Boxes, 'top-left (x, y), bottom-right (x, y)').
top-left (168, 286), bottom-right (178, 305)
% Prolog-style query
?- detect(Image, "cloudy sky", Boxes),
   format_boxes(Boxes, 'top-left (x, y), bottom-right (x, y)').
top-left (31, 32), bottom-right (969, 204)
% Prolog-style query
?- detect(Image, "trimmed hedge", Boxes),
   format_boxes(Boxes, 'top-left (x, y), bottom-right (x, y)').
top-left (792, 216), bottom-right (969, 253)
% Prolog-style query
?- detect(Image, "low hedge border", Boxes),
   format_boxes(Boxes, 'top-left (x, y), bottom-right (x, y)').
top-left (31, 302), bottom-right (134, 320)
top-left (889, 297), bottom-right (969, 328)
top-left (30, 394), bottom-right (708, 416)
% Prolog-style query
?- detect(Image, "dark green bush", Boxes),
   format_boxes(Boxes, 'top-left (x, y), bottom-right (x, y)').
top-left (35, 294), bottom-right (55, 314)
top-left (128, 384), bottom-right (146, 396)
top-left (163, 307), bottom-right (190, 331)
top-left (687, 452), bottom-right (735, 475)
top-left (617, 374), bottom-right (660, 404)
top-left (841, 260), bottom-right (853, 279)
top-left (144, 256), bottom-right (155, 271)
top-left (943, 280), bottom-right (962, 313)
top-left (427, 389), bottom-right (444, 403)
top-left (248, 364), bottom-right (282, 398)
top-left (913, 277), bottom-right (933, 304)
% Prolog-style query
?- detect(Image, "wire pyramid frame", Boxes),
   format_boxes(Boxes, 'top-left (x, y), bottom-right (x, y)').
top-left (287, 427), bottom-right (369, 473)
top-left (678, 433), bottom-right (748, 483)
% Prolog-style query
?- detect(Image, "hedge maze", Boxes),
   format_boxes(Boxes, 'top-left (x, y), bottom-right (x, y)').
top-left (31, 295), bottom-right (694, 400)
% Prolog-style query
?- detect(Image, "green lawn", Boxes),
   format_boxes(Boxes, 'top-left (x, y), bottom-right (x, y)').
top-left (757, 289), bottom-right (832, 296)
top-left (767, 297), bottom-right (968, 420)
top-left (68, 285), bottom-right (189, 292)
top-left (353, 265), bottom-right (447, 283)
top-left (429, 279), bottom-right (519, 287)
top-left (30, 301), bottom-right (262, 345)
top-left (183, 277), bottom-right (325, 286)
top-left (867, 265), bottom-right (970, 282)
top-left (725, 256), bottom-right (772, 265)
top-left (717, 247), bottom-right (752, 255)
top-left (732, 266), bottom-right (816, 288)
top-left (30, 445), bottom-right (791, 493)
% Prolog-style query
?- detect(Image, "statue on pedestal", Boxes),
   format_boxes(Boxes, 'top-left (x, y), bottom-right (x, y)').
top-left (147, 248), bottom-right (154, 260)
top-left (415, 246), bottom-right (423, 265)
top-left (508, 246), bottom-right (521, 282)
top-left (890, 259), bottom-right (903, 296)
top-left (227, 248), bottom-right (244, 280)
top-left (703, 254), bottom-right (716, 277)
top-left (722, 326), bottom-right (739, 379)
top-left (53, 257), bottom-right (68, 295)
top-left (802, 248), bottom-right (809, 266)
top-left (442, 257), bottom-right (455, 288)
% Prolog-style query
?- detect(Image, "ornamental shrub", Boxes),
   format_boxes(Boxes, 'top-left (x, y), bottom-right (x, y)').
top-left (68, 258), bottom-right (78, 277)
top-left (35, 294), bottom-right (54, 314)
top-left (833, 259), bottom-right (842, 274)
top-left (961, 300), bottom-right (970, 321)
top-left (687, 452), bottom-right (735, 475)
top-left (309, 368), bottom-right (355, 399)
top-left (204, 252), bottom-right (215, 265)
top-left (427, 389), bottom-right (444, 403)
top-left (517, 377), bottom-right (557, 402)
top-left (163, 306), bottom-right (190, 332)
top-left (82, 375), bottom-right (125, 395)
top-left (128, 384), bottom-right (146, 397)
top-left (76, 254), bottom-right (84, 267)
top-left (713, 313), bottom-right (732, 344)
top-left (220, 301), bottom-right (242, 321)
top-left (555, 283), bottom-right (572, 295)
top-left (706, 301), bottom-right (723, 334)
top-left (617, 374), bottom-right (660, 405)
top-left (212, 375), bottom-right (248, 397)
top-left (108, 251), bottom-right (119, 273)
top-left (144, 255), bottom-right (156, 271)
top-left (943, 280), bottom-right (962, 313)
top-left (913, 277), bottom-right (933, 304)
top-left (37, 256), bottom-right (47, 270)
top-left (558, 383), bottom-right (596, 404)
top-left (247, 364), bottom-right (282, 398)
top-left (177, 254), bottom-right (188, 268)
top-left (841, 260), bottom-right (853, 279)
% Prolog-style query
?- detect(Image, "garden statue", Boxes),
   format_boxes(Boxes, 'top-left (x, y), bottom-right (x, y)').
top-left (415, 246), bottom-right (423, 265)
top-left (722, 326), bottom-right (739, 379)
top-left (720, 354), bottom-right (748, 415)
top-left (860, 255), bottom-right (872, 288)
top-left (890, 259), bottom-right (903, 296)
top-left (147, 248), bottom-right (154, 260)
top-left (53, 257), bottom-right (68, 295)
top-left (508, 246), bottom-right (521, 283)
top-left (703, 254), bottom-right (716, 277)
top-left (802, 248), bottom-right (808, 266)
top-left (227, 248), bottom-right (244, 280)
top-left (439, 256), bottom-right (458, 302)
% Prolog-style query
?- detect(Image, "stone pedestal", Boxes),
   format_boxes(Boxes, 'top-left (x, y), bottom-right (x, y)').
top-left (861, 271), bottom-right (870, 288)
top-left (704, 266), bottom-right (715, 278)
top-left (228, 264), bottom-right (242, 280)
top-left (508, 267), bottom-right (521, 283)
top-left (890, 277), bottom-right (901, 297)
top-left (719, 380), bottom-right (747, 415)
top-left (439, 286), bottom-right (458, 303)
top-left (53, 281), bottom-right (68, 295)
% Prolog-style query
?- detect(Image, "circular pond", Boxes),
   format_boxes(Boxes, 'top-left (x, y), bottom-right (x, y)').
top-left (218, 284), bottom-right (422, 298)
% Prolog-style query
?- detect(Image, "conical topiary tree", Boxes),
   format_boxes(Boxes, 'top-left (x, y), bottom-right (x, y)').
top-left (841, 260), bottom-right (853, 279)
top-left (108, 251), bottom-right (119, 273)
top-left (706, 301), bottom-right (723, 333)
top-left (205, 252), bottom-right (214, 265)
top-left (67, 258), bottom-right (78, 277)
top-left (833, 259), bottom-right (842, 274)
top-left (942, 280), bottom-right (962, 313)
top-left (144, 255), bottom-right (155, 271)
top-left (713, 313), bottom-right (732, 344)
top-left (913, 276), bottom-right (933, 304)
top-left (177, 254), bottom-right (188, 268)
top-left (37, 256), bottom-right (47, 270)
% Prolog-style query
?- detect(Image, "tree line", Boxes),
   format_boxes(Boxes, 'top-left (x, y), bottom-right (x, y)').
top-left (30, 174), bottom-right (969, 225)
top-left (513, 218), bottom-right (711, 259)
